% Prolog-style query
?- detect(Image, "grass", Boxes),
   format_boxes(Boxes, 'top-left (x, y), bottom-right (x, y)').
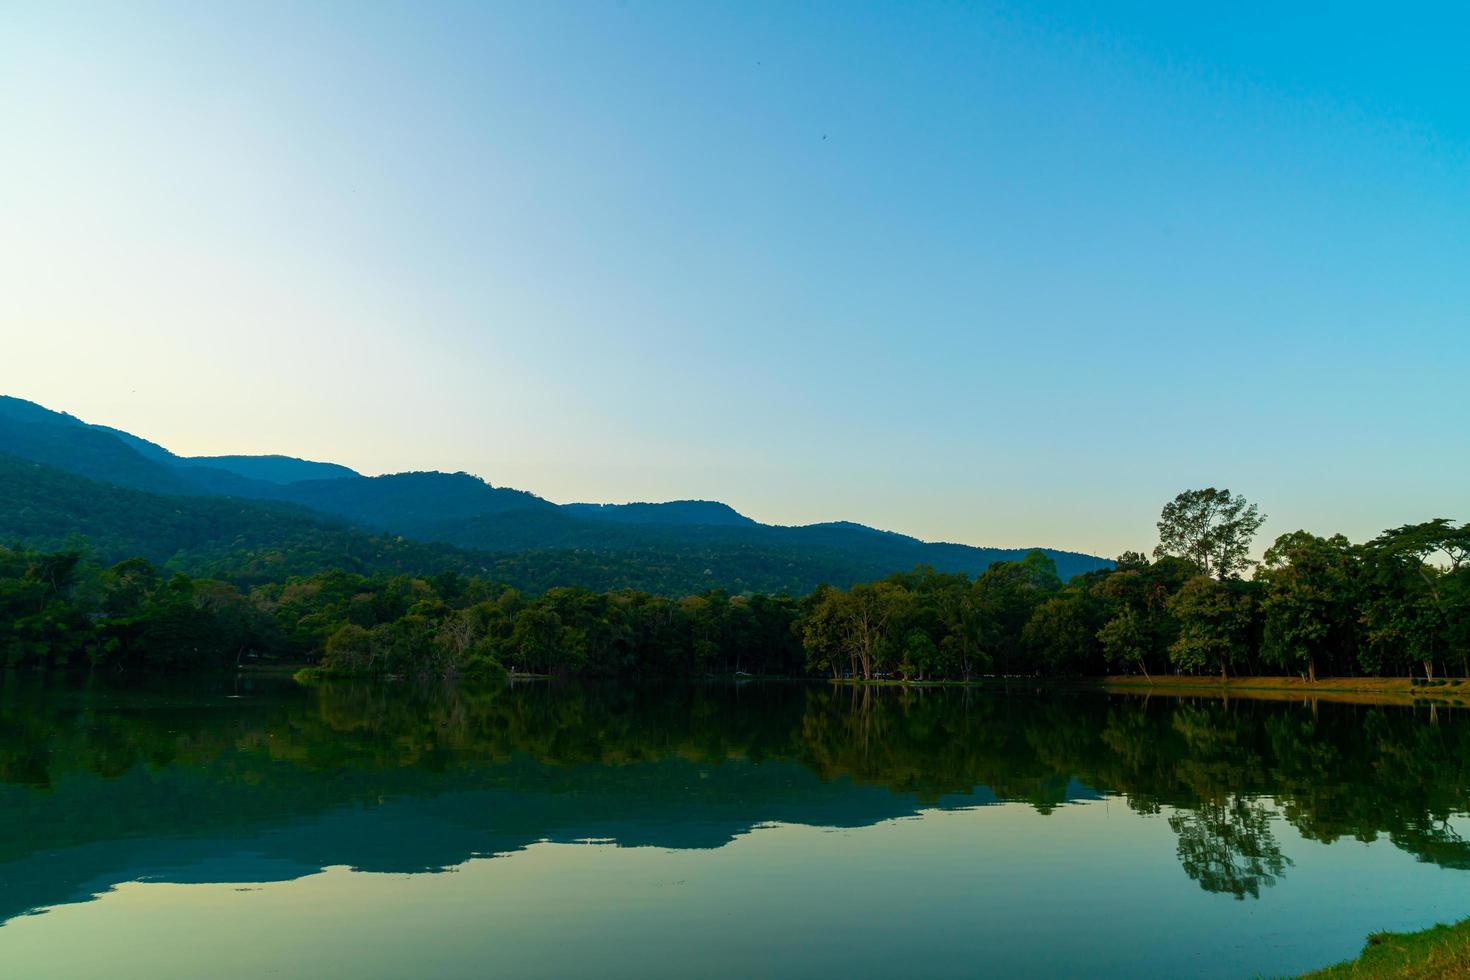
top-left (1294, 918), bottom-right (1470, 978)
top-left (1102, 675), bottom-right (1469, 707)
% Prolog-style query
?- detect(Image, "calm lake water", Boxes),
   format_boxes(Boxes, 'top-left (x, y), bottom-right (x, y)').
top-left (1, 676), bottom-right (1468, 978)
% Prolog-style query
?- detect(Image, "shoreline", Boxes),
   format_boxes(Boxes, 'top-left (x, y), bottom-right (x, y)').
top-left (1100, 674), bottom-right (1470, 706)
top-left (1296, 916), bottom-right (1470, 978)
top-left (828, 674), bottom-right (1470, 706)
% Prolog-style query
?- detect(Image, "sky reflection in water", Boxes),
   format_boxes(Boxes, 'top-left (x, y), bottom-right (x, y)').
top-left (1, 675), bottom-right (1467, 978)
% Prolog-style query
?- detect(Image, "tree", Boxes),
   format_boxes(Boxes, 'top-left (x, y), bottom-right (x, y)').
top-left (1360, 520), bottom-right (1470, 678)
top-left (972, 552), bottom-right (1061, 674)
top-left (1098, 606), bottom-right (1150, 678)
top-left (508, 606), bottom-right (572, 674)
top-left (322, 623), bottom-right (374, 674)
top-left (1257, 531), bottom-right (1356, 682)
top-left (897, 628), bottom-right (944, 681)
top-left (799, 586), bottom-right (848, 678)
top-left (935, 583), bottom-right (990, 680)
top-left (840, 582), bottom-right (906, 680)
top-left (1155, 488), bottom-right (1266, 581)
top-left (1167, 576), bottom-right (1256, 678)
top-left (100, 557), bottom-right (159, 616)
top-left (1022, 595), bottom-right (1102, 675)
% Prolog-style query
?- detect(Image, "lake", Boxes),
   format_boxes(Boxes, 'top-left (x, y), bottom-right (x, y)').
top-left (1, 675), bottom-right (1467, 978)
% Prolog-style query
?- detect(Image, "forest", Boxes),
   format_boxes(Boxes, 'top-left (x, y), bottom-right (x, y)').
top-left (1, 489), bottom-right (1465, 682)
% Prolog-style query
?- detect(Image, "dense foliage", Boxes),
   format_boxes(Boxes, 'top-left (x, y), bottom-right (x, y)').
top-left (800, 505), bottom-right (1468, 681)
top-left (2, 488), bottom-right (1465, 680)
top-left (0, 543), bottom-right (805, 678)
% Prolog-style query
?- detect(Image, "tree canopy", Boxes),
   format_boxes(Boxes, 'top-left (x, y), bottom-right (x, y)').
top-left (1155, 488), bottom-right (1266, 581)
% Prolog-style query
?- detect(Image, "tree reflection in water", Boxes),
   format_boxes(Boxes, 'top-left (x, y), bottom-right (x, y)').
top-left (1, 673), bottom-right (1468, 917)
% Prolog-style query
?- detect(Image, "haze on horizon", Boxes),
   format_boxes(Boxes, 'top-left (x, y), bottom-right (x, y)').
top-left (3, 1), bottom-right (1466, 559)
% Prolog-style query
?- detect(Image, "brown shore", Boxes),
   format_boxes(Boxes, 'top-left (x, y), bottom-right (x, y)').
top-left (1101, 674), bottom-right (1470, 707)
top-left (832, 674), bottom-right (1470, 707)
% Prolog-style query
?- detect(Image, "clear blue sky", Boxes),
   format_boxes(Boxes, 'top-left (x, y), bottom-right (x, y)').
top-left (3, 1), bottom-right (1466, 558)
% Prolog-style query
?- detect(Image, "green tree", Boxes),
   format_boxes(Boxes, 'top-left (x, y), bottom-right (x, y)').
top-left (1257, 531), bottom-right (1356, 681)
top-left (1022, 594), bottom-right (1102, 675)
top-left (322, 623), bottom-right (375, 674)
top-left (1097, 606), bottom-right (1150, 678)
top-left (1155, 488), bottom-right (1266, 581)
top-left (972, 552), bottom-right (1061, 674)
top-left (1360, 520), bottom-right (1470, 678)
top-left (1168, 576), bottom-right (1256, 678)
top-left (897, 628), bottom-right (944, 681)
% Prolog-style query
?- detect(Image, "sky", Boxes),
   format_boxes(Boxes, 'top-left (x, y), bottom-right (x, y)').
top-left (2, 1), bottom-right (1467, 558)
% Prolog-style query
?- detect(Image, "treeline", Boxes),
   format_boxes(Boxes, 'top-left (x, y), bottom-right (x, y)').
top-left (0, 547), bottom-right (804, 678)
top-left (802, 493), bottom-right (1467, 681)
top-left (2, 489), bottom-right (1465, 681)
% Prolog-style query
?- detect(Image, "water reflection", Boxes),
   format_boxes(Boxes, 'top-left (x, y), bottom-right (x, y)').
top-left (1, 673), bottom-right (1468, 926)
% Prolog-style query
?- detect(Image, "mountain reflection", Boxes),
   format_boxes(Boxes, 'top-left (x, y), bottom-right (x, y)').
top-left (1, 674), bottom-right (1468, 924)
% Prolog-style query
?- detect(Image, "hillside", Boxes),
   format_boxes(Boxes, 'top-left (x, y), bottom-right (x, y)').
top-left (416, 507), bottom-right (1108, 582)
top-left (564, 500), bottom-right (758, 527)
top-left (92, 425), bottom-right (358, 483)
top-left (0, 396), bottom-right (1113, 590)
top-left (0, 453), bottom-right (481, 583)
top-left (0, 398), bottom-right (200, 496)
top-left (270, 471), bottom-right (555, 531)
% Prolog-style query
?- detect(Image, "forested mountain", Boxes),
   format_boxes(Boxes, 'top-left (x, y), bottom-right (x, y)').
top-left (564, 500), bottom-right (757, 526)
top-left (417, 507), bottom-right (1105, 582)
top-left (93, 424), bottom-right (358, 483)
top-left (0, 398), bottom-right (200, 496)
top-left (0, 453), bottom-right (481, 583)
top-left (264, 471), bottom-right (555, 531)
top-left (0, 455), bottom-right (1098, 595)
top-left (191, 455), bottom-right (358, 484)
top-left (0, 396), bottom-right (1112, 591)
top-left (0, 400), bottom-right (322, 502)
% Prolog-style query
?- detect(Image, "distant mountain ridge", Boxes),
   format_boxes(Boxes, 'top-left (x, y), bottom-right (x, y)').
top-left (93, 425), bottom-right (360, 483)
top-left (563, 500), bottom-right (757, 527)
top-left (0, 395), bottom-right (1113, 591)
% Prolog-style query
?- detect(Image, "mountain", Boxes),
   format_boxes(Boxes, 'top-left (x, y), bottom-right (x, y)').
top-left (564, 500), bottom-right (757, 527)
top-left (92, 424), bottom-right (358, 483)
top-left (0, 396), bottom-right (1113, 591)
top-left (1, 398), bottom-right (554, 529)
top-left (0, 401), bottom-right (319, 503)
top-left (89, 424), bottom-right (175, 462)
top-left (189, 455), bottom-right (357, 484)
top-left (272, 471), bottom-right (554, 532)
top-left (415, 507), bottom-right (1108, 582)
top-left (0, 455), bottom-right (1097, 594)
top-left (0, 452), bottom-right (482, 583)
top-left (0, 398), bottom-right (198, 496)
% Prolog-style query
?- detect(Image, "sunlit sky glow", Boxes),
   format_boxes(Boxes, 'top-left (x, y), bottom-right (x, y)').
top-left (3, 1), bottom-right (1466, 557)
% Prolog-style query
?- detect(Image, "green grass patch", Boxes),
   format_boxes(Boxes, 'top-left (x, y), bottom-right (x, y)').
top-left (1296, 918), bottom-right (1470, 978)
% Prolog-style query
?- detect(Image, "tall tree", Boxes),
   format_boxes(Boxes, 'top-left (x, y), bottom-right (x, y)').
top-left (1359, 520), bottom-right (1470, 679)
top-left (1257, 531), bottom-right (1357, 682)
top-left (1155, 488), bottom-right (1266, 581)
